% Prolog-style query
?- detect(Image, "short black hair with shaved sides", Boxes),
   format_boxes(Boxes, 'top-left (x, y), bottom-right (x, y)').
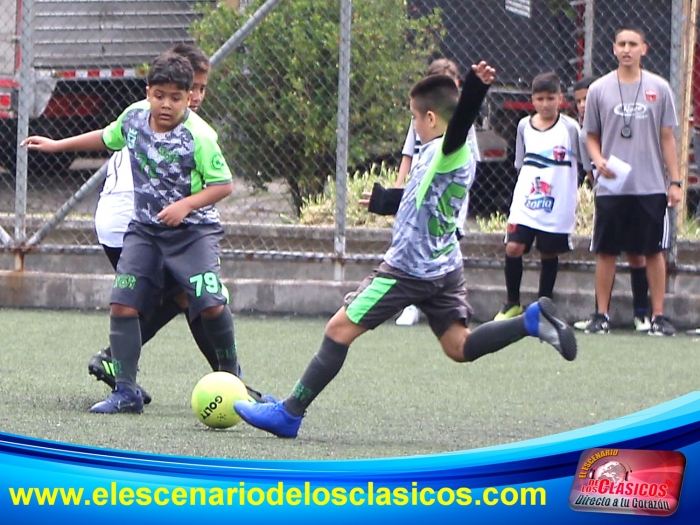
top-left (573, 76), bottom-right (596, 91)
top-left (531, 72), bottom-right (561, 95)
top-left (615, 26), bottom-right (646, 43)
top-left (409, 74), bottom-right (460, 121)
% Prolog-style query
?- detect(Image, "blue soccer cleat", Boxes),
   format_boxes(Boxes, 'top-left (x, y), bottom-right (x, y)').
top-left (234, 399), bottom-right (302, 438)
top-left (260, 394), bottom-right (278, 404)
top-left (523, 297), bottom-right (577, 361)
top-left (89, 384), bottom-right (144, 414)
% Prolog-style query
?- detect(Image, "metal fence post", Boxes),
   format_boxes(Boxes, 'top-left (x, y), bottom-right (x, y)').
top-left (667, 0), bottom-right (685, 292)
top-left (334, 0), bottom-right (352, 282)
top-left (209, 0), bottom-right (286, 69)
top-left (583, 0), bottom-right (595, 77)
top-left (13, 0), bottom-right (34, 269)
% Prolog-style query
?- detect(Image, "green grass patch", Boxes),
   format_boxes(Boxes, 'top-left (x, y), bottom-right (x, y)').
top-left (0, 309), bottom-right (697, 460)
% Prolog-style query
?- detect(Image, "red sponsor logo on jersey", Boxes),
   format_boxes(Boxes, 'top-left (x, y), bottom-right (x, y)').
top-left (645, 90), bottom-right (657, 102)
top-left (530, 177), bottom-right (552, 196)
top-left (553, 145), bottom-right (567, 162)
top-left (525, 177), bottom-right (555, 212)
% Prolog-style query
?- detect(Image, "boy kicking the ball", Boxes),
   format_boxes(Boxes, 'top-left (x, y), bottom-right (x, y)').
top-left (233, 61), bottom-right (577, 439)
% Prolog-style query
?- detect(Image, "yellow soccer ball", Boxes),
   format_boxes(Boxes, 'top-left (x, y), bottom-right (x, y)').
top-left (191, 372), bottom-right (248, 429)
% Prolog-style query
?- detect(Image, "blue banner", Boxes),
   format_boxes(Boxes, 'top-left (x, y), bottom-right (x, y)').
top-left (2, 392), bottom-right (700, 523)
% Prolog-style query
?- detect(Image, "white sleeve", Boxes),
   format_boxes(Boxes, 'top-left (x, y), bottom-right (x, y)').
top-left (467, 126), bottom-right (480, 162)
top-left (401, 122), bottom-right (416, 157)
top-left (514, 119), bottom-right (527, 169)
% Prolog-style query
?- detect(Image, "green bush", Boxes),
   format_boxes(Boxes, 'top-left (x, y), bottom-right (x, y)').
top-left (191, 0), bottom-right (441, 215)
top-left (299, 164), bottom-right (397, 227)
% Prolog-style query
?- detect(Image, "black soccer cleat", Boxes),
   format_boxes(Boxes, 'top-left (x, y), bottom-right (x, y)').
top-left (88, 348), bottom-right (152, 405)
top-left (524, 297), bottom-right (578, 361)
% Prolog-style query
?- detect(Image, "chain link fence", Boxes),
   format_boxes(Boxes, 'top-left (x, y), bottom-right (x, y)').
top-left (0, 0), bottom-right (697, 269)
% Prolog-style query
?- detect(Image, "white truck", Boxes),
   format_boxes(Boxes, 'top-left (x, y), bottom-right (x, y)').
top-left (0, 0), bottom-right (214, 173)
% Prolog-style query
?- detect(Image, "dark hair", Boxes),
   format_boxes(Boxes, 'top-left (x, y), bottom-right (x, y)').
top-left (615, 26), bottom-right (646, 43)
top-left (573, 76), bottom-right (596, 91)
top-left (147, 52), bottom-right (193, 91)
top-left (409, 74), bottom-right (459, 121)
top-left (169, 43), bottom-right (210, 75)
top-left (427, 58), bottom-right (460, 80)
top-left (531, 72), bottom-right (561, 94)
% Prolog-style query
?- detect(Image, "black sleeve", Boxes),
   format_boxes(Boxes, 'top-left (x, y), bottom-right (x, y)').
top-left (367, 182), bottom-right (404, 216)
top-left (442, 69), bottom-right (491, 156)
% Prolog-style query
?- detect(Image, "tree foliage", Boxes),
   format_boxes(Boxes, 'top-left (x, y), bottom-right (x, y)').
top-left (192, 0), bottom-right (442, 215)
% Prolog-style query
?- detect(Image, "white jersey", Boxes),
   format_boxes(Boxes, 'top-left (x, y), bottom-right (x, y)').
top-left (507, 114), bottom-right (581, 234)
top-left (94, 147), bottom-right (134, 248)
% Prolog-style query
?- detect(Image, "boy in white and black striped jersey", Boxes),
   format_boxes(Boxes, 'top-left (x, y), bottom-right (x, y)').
top-left (495, 72), bottom-right (582, 321)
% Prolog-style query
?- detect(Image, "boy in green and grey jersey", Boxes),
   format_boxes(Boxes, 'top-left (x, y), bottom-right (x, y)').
top-left (22, 52), bottom-right (247, 414)
top-left (233, 62), bottom-right (578, 439)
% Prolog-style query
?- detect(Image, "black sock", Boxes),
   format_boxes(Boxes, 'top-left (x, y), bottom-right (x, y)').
top-left (110, 315), bottom-right (141, 392)
top-left (538, 257), bottom-right (559, 298)
top-left (463, 317), bottom-right (528, 362)
top-left (188, 315), bottom-right (219, 371)
top-left (505, 256), bottom-right (523, 304)
top-left (139, 298), bottom-right (184, 345)
top-left (201, 308), bottom-right (238, 374)
top-left (630, 266), bottom-right (649, 317)
top-left (284, 335), bottom-right (349, 417)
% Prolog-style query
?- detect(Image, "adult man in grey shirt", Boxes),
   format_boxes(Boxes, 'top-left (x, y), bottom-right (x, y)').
top-left (584, 26), bottom-right (682, 336)
top-left (572, 76), bottom-right (651, 334)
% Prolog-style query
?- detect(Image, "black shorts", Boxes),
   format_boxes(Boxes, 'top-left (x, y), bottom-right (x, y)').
top-left (591, 194), bottom-right (669, 256)
top-left (505, 224), bottom-right (572, 255)
top-left (102, 243), bottom-right (184, 301)
top-left (343, 262), bottom-right (473, 338)
top-left (112, 222), bottom-right (229, 318)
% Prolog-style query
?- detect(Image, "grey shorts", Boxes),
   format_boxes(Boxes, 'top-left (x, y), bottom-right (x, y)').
top-left (112, 222), bottom-right (228, 318)
top-left (344, 262), bottom-right (473, 338)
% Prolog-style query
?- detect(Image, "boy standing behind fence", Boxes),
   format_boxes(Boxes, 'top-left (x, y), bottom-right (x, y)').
top-left (494, 72), bottom-right (582, 320)
top-left (571, 75), bottom-right (651, 333)
top-left (22, 52), bottom-right (242, 414)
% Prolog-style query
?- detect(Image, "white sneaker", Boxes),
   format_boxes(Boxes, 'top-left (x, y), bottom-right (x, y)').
top-left (634, 315), bottom-right (651, 332)
top-left (396, 305), bottom-right (420, 326)
top-left (573, 318), bottom-right (591, 331)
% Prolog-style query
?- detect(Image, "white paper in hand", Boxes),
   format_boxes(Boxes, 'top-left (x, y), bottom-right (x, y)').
top-left (597, 155), bottom-right (631, 193)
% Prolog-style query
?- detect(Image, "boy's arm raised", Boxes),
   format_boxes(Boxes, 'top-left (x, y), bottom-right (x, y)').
top-left (21, 130), bottom-right (107, 153)
top-left (442, 61), bottom-right (495, 156)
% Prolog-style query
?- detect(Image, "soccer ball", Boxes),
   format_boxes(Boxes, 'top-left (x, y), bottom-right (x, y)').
top-left (191, 372), bottom-right (249, 429)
